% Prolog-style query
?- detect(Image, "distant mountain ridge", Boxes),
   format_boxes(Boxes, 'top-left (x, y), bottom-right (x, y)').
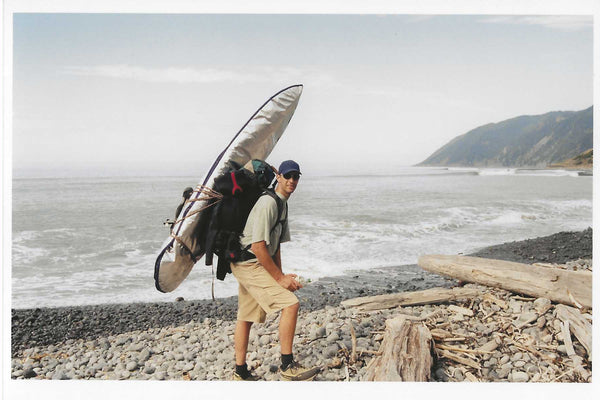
top-left (417, 106), bottom-right (593, 168)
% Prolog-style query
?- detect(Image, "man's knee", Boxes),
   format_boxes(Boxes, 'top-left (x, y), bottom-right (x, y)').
top-left (284, 301), bottom-right (299, 314)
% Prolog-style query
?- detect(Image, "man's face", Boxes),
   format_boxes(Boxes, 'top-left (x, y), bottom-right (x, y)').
top-left (276, 171), bottom-right (300, 198)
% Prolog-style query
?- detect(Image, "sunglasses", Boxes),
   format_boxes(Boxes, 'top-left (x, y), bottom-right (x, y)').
top-left (282, 172), bottom-right (301, 181)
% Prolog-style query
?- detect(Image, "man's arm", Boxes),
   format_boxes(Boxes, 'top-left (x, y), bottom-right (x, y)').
top-left (251, 241), bottom-right (301, 292)
top-left (273, 248), bottom-right (282, 270)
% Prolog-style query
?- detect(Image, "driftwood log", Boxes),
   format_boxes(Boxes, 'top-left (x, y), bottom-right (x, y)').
top-left (555, 304), bottom-right (592, 358)
top-left (364, 315), bottom-right (433, 381)
top-left (418, 255), bottom-right (591, 308)
top-left (340, 287), bottom-right (483, 311)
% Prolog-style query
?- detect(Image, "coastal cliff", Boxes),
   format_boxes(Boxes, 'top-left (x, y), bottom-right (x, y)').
top-left (418, 107), bottom-right (593, 168)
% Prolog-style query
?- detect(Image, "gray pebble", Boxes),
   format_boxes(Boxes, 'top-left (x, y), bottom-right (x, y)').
top-left (510, 352), bottom-right (523, 362)
top-left (357, 338), bottom-right (371, 348)
top-left (533, 298), bottom-right (551, 313)
top-left (453, 369), bottom-right (464, 381)
top-left (139, 349), bottom-right (151, 362)
top-left (325, 372), bottom-right (337, 380)
top-left (509, 301), bottom-right (522, 313)
top-left (115, 336), bottom-right (129, 346)
top-left (497, 367), bottom-right (510, 379)
top-left (324, 344), bottom-right (339, 358)
top-left (316, 327), bottom-right (327, 337)
top-left (434, 368), bottom-right (448, 381)
top-left (340, 340), bottom-right (353, 350)
top-left (23, 368), bottom-right (37, 379)
top-left (126, 361), bottom-right (138, 371)
top-left (259, 335), bottom-right (271, 346)
top-left (487, 370), bottom-right (500, 380)
top-left (52, 371), bottom-right (69, 380)
top-left (510, 371), bottom-right (529, 382)
top-left (526, 364), bottom-right (540, 374)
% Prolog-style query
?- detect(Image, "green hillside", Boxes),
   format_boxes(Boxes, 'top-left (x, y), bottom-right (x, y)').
top-left (417, 106), bottom-right (593, 168)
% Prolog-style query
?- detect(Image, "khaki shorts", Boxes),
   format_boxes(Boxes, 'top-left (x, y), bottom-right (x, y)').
top-left (230, 260), bottom-right (299, 323)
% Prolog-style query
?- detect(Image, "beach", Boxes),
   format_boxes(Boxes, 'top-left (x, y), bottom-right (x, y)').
top-left (10, 228), bottom-right (592, 382)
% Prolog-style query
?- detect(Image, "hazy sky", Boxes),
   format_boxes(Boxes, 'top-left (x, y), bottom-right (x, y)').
top-left (9, 10), bottom-right (594, 177)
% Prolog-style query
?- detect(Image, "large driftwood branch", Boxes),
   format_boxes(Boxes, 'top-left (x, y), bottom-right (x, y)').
top-left (364, 315), bottom-right (433, 381)
top-left (555, 304), bottom-right (592, 358)
top-left (418, 255), bottom-right (591, 308)
top-left (340, 287), bottom-right (483, 311)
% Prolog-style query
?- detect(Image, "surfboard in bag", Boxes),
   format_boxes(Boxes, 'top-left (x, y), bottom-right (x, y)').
top-left (154, 84), bottom-right (303, 293)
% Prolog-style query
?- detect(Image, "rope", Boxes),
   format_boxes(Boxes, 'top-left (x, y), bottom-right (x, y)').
top-left (172, 185), bottom-right (223, 226)
top-left (193, 184), bottom-right (222, 198)
top-left (168, 184), bottom-right (224, 264)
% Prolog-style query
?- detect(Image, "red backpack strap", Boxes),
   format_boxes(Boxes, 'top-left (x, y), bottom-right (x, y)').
top-left (230, 171), bottom-right (243, 195)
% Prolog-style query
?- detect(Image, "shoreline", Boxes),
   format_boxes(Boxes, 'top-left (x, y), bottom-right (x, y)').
top-left (10, 228), bottom-right (593, 382)
top-left (11, 228), bottom-right (592, 358)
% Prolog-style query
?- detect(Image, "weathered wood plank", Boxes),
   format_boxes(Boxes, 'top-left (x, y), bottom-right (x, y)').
top-left (555, 304), bottom-right (592, 358)
top-left (436, 349), bottom-right (481, 370)
top-left (340, 287), bottom-right (483, 311)
top-left (418, 255), bottom-right (591, 308)
top-left (560, 320), bottom-right (576, 356)
top-left (364, 315), bottom-right (433, 381)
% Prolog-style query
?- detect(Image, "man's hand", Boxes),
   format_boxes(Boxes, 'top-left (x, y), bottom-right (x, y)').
top-left (251, 241), bottom-right (302, 292)
top-left (277, 274), bottom-right (303, 292)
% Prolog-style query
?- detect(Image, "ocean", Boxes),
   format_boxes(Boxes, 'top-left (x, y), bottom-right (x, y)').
top-left (11, 167), bottom-right (593, 309)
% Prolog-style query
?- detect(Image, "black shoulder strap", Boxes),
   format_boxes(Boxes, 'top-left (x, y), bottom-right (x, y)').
top-left (241, 190), bottom-right (286, 254)
top-left (262, 190), bottom-right (285, 233)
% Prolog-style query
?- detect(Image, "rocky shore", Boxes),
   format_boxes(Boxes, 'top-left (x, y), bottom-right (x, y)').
top-left (10, 228), bottom-right (592, 382)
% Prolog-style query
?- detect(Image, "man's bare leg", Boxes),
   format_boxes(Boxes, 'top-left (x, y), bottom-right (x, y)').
top-left (279, 302), bottom-right (299, 354)
top-left (234, 320), bottom-right (253, 365)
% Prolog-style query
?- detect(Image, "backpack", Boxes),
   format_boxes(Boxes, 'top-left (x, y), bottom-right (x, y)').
top-left (204, 160), bottom-right (287, 280)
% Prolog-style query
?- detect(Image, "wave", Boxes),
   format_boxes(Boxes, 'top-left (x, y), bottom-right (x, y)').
top-left (474, 168), bottom-right (582, 177)
top-left (477, 168), bottom-right (518, 176)
top-left (10, 172), bottom-right (592, 308)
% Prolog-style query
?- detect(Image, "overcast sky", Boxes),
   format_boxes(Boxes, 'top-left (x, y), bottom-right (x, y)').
top-left (8, 8), bottom-right (594, 177)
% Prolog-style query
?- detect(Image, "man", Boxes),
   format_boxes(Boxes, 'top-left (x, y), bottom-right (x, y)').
top-left (230, 160), bottom-right (319, 381)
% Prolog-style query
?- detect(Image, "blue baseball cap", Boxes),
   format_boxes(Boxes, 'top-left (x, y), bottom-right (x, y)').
top-left (278, 160), bottom-right (301, 176)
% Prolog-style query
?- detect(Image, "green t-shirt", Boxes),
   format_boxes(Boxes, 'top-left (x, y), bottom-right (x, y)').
top-left (240, 192), bottom-right (290, 257)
